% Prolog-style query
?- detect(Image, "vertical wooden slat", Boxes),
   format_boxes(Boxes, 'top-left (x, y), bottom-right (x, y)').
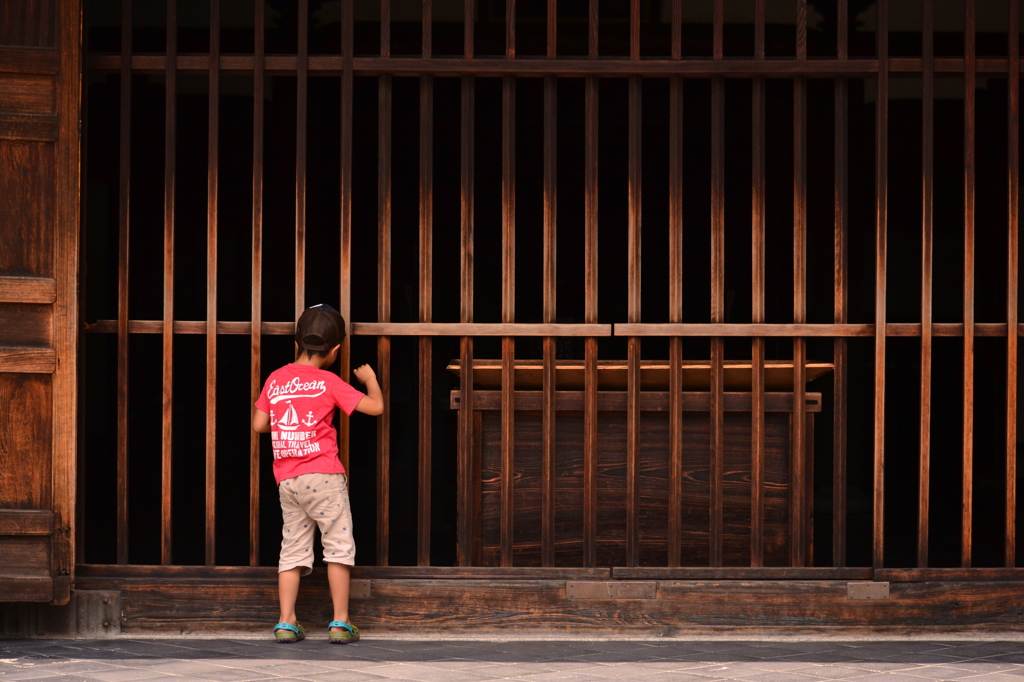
top-left (873, 0), bottom-right (888, 571)
top-left (464, 0), bottom-right (474, 58)
top-left (962, 0), bottom-right (976, 570)
top-left (205, 0), bottom-right (220, 568)
top-left (201, 0), bottom-right (223, 566)
top-left (377, 0), bottom-right (392, 567)
top-left (792, 0), bottom-right (808, 568)
top-left (751, 0), bottom-right (765, 569)
top-left (500, 2), bottom-right (516, 567)
top-left (295, 0), bottom-right (307, 317)
top-left (506, 0), bottom-right (515, 58)
top-left (115, 0), bottom-right (131, 567)
top-left (457, 0), bottom-right (475, 568)
top-left (417, 0), bottom-right (433, 567)
top-left (918, 0), bottom-right (934, 569)
top-left (833, 0), bottom-right (849, 568)
top-left (625, 0), bottom-right (641, 570)
top-left (671, 0), bottom-right (681, 60)
top-left (1007, 0), bottom-right (1020, 569)
top-left (249, 0), bottom-right (264, 568)
top-left (381, 0), bottom-right (390, 58)
top-left (709, 0), bottom-right (725, 568)
top-left (583, 0), bottom-right (598, 568)
top-left (75, 0), bottom-right (90, 565)
top-left (667, 0), bottom-right (683, 569)
top-left (161, 0), bottom-right (176, 567)
top-left (55, 0), bottom-right (83, 602)
top-left (337, 0), bottom-right (353, 472)
top-left (541, 0), bottom-right (557, 568)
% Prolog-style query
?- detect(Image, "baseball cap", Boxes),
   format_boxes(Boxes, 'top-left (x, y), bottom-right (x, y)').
top-left (295, 304), bottom-right (345, 355)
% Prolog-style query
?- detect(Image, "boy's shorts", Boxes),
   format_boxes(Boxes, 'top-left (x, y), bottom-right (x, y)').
top-left (278, 472), bottom-right (355, 575)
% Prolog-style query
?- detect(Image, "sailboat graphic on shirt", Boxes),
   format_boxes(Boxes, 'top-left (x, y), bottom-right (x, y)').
top-left (278, 401), bottom-right (300, 431)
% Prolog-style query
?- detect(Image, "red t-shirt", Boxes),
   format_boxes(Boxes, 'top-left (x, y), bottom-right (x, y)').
top-left (255, 363), bottom-right (365, 484)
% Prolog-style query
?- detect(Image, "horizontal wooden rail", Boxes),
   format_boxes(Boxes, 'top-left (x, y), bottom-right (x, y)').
top-left (0, 510), bottom-right (53, 535)
top-left (0, 347), bottom-right (56, 373)
top-left (0, 46), bottom-right (59, 74)
top-left (616, 322), bottom-right (1021, 337)
top-left (613, 567), bottom-right (873, 580)
top-left (86, 320), bottom-right (613, 337)
top-left (354, 322), bottom-right (612, 336)
top-left (0, 276), bottom-right (57, 304)
top-left (0, 113), bottom-right (58, 141)
top-left (76, 564), bottom-right (613, 581)
top-left (877, 568), bottom-right (1024, 582)
top-left (455, 390), bottom-right (822, 412)
top-left (86, 55), bottom-right (1018, 77)
top-left (87, 319), bottom-right (1023, 337)
top-left (86, 320), bottom-right (294, 335)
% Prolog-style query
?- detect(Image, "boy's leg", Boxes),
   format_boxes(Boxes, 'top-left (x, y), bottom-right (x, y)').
top-left (327, 562), bottom-right (350, 627)
top-left (278, 567), bottom-right (303, 626)
top-left (277, 475), bottom-right (315, 631)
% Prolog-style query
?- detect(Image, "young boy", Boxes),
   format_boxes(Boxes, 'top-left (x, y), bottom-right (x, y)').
top-left (253, 304), bottom-right (383, 644)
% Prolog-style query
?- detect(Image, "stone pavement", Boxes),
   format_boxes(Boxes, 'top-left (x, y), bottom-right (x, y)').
top-left (2, 637), bottom-right (1024, 681)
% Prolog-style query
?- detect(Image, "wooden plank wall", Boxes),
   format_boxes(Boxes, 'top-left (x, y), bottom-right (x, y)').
top-left (77, 0), bottom-right (1024, 578)
top-left (0, 0), bottom-right (80, 604)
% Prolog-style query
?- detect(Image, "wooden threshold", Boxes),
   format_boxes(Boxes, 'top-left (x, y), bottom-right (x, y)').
top-left (69, 567), bottom-right (1024, 633)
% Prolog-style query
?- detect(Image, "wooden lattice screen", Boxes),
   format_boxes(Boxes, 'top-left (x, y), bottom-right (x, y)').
top-left (80, 0), bottom-right (1022, 575)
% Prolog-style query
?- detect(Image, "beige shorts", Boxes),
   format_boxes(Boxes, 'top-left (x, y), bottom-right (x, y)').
top-left (278, 472), bottom-right (355, 575)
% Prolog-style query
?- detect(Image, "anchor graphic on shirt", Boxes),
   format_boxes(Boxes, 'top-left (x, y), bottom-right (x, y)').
top-left (278, 401), bottom-right (300, 431)
top-left (302, 411), bottom-right (318, 427)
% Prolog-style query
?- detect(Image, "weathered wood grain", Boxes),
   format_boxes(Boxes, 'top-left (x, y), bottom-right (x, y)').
top-left (0, 374), bottom-right (52, 509)
top-left (474, 407), bottom-right (806, 568)
top-left (66, 573), bottom-right (1024, 632)
top-left (0, 510), bottom-right (52, 534)
top-left (0, 74), bottom-right (54, 115)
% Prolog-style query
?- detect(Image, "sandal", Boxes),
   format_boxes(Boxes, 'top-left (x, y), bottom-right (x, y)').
top-left (274, 622), bottom-right (305, 643)
top-left (328, 620), bottom-right (359, 644)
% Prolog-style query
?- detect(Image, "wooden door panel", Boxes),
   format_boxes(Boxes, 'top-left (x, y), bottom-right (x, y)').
top-left (0, 141), bottom-right (56, 276)
top-left (0, 303), bottom-right (54, 346)
top-left (0, 0), bottom-right (78, 604)
top-left (0, 374), bottom-right (53, 509)
top-left (0, 510), bottom-right (53, 601)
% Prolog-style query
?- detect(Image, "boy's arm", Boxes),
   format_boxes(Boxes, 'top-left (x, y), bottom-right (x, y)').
top-left (253, 408), bottom-right (271, 433)
top-left (352, 364), bottom-right (384, 416)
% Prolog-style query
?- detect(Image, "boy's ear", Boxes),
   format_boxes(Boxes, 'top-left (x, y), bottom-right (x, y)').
top-left (330, 344), bottom-right (341, 358)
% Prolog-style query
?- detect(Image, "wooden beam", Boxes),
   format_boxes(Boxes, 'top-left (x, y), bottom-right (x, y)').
top-left (248, 0), bottom-right (264, 570)
top-left (873, 0), bottom-right (889, 571)
top-left (161, 0), bottom-right (177, 567)
top-left (205, 0), bottom-right (220, 568)
top-left (0, 276), bottom-right (56, 303)
top-left (295, 0), bottom-right (307, 317)
top-left (918, 0), bottom-right (934, 570)
top-left (377, 3), bottom-right (392, 566)
top-left (116, 0), bottom-right (131, 566)
top-left (541, 26), bottom-right (557, 566)
top-left (500, 45), bottom-right (516, 567)
top-left (1006, 0), bottom-right (1020, 570)
top-left (453, 391), bottom-right (821, 413)
top-left (833, 0), bottom-right (849, 569)
top-left (792, 2), bottom-right (807, 565)
top-left (337, 0), bottom-right (353, 472)
top-left (626, 57), bottom-right (641, 569)
top-left (456, 6), bottom-right (475, 564)
top-left (418, 4), bottom-right (434, 565)
top-left (962, 0), bottom-right (976, 569)
top-left (90, 54), bottom-right (1024, 77)
top-left (0, 347), bottom-right (56, 373)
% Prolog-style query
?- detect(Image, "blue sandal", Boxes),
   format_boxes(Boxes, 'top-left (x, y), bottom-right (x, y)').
top-left (274, 622), bottom-right (305, 643)
top-left (328, 620), bottom-right (359, 644)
